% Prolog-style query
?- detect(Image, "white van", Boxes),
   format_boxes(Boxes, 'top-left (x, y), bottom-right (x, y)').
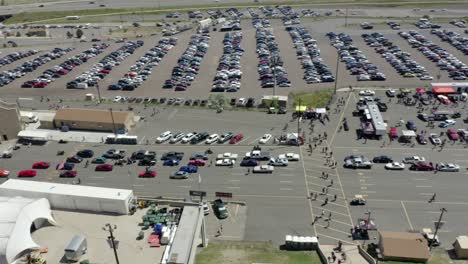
top-left (76, 82), bottom-right (88, 89)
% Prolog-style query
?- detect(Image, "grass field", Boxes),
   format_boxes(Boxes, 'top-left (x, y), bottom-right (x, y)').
top-left (195, 241), bottom-right (322, 264)
top-left (290, 89), bottom-right (333, 108)
top-left (4, 0), bottom-right (468, 24)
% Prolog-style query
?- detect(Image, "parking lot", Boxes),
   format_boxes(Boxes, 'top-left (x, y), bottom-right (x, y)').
top-left (0, 5), bottom-right (468, 249)
top-left (0, 7), bottom-right (467, 102)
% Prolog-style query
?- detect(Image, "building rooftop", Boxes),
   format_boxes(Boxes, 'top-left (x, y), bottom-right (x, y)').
top-left (54, 108), bottom-right (132, 124)
top-left (380, 231), bottom-right (430, 261)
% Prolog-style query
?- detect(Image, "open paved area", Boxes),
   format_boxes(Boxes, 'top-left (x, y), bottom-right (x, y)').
top-left (0, 4), bottom-right (467, 258)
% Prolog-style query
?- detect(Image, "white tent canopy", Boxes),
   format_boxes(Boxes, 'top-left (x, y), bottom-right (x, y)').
top-left (0, 196), bottom-right (56, 264)
top-left (401, 130), bottom-right (416, 137)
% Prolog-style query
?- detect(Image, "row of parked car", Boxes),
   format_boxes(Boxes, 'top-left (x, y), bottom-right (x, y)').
top-left (0, 50), bottom-right (37, 68)
top-left (211, 32), bottom-right (243, 92)
top-left (163, 34), bottom-right (210, 91)
top-left (430, 29), bottom-right (468, 55)
top-left (109, 38), bottom-right (177, 91)
top-left (3, 49), bottom-right (70, 88)
top-left (414, 18), bottom-right (441, 29)
top-left (327, 32), bottom-right (386, 81)
top-left (362, 32), bottom-right (433, 80)
top-left (278, 5), bottom-right (300, 26)
top-left (67, 41), bottom-right (143, 89)
top-left (287, 26), bottom-right (334, 83)
top-left (253, 18), bottom-right (291, 88)
top-left (155, 131), bottom-right (245, 145)
top-left (399, 30), bottom-right (468, 80)
top-left (23, 43), bottom-right (109, 88)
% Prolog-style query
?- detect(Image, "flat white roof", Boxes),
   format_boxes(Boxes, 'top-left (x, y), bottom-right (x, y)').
top-left (17, 130), bottom-right (50, 139)
top-left (0, 180), bottom-right (133, 201)
top-left (431, 82), bottom-right (468, 87)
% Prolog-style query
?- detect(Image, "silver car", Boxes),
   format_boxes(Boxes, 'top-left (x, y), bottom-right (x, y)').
top-left (170, 171), bottom-right (189, 179)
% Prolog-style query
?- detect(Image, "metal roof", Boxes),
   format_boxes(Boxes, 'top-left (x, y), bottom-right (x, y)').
top-left (367, 102), bottom-right (386, 131)
top-left (0, 180), bottom-right (133, 201)
top-left (54, 108), bottom-right (132, 124)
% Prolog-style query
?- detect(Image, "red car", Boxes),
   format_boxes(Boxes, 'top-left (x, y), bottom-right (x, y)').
top-left (138, 170), bottom-right (157, 178)
top-left (229, 133), bottom-right (244, 144)
top-left (18, 170), bottom-right (37, 177)
top-left (33, 82), bottom-right (47, 88)
top-left (60, 171), bottom-right (77, 178)
top-left (100, 69), bottom-right (111, 74)
top-left (95, 164), bottom-right (113, 171)
top-left (447, 129), bottom-right (460, 140)
top-left (32, 161), bottom-right (50, 169)
top-left (410, 162), bottom-right (434, 171)
top-left (188, 159), bottom-right (206, 166)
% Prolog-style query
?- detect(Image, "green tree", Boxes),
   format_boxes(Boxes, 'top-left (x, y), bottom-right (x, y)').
top-left (66, 31), bottom-right (73, 38)
top-left (76, 29), bottom-right (84, 39)
top-left (1, 0), bottom-right (5, 6)
top-left (208, 94), bottom-right (226, 109)
top-left (15, 31), bottom-right (21, 37)
top-left (270, 97), bottom-right (279, 109)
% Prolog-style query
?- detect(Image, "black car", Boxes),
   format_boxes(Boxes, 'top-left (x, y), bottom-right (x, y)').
top-left (191, 132), bottom-right (209, 144)
top-left (417, 134), bottom-right (428, 145)
top-left (372, 155), bottom-right (393, 163)
top-left (66, 156), bottom-right (83, 163)
top-left (161, 151), bottom-right (184, 160)
top-left (138, 158), bottom-right (156, 166)
top-left (77, 149), bottom-right (94, 158)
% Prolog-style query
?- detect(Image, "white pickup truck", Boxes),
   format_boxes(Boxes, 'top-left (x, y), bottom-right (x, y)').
top-left (216, 152), bottom-right (238, 160)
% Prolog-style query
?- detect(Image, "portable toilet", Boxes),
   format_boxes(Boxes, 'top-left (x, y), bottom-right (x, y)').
top-left (285, 235), bottom-right (293, 249)
top-left (64, 235), bottom-right (87, 262)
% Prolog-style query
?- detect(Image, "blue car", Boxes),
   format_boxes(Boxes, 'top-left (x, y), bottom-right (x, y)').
top-left (179, 165), bottom-right (198, 173)
top-left (108, 84), bottom-right (122, 90)
top-left (240, 159), bottom-right (258, 167)
top-left (163, 159), bottom-right (180, 166)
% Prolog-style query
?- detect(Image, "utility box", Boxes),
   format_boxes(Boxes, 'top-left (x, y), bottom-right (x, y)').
top-left (64, 235), bottom-right (87, 262)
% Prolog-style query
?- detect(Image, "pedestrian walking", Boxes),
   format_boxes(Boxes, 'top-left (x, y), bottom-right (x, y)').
top-left (247, 168), bottom-right (250, 175)
top-left (330, 179), bottom-right (334, 186)
top-left (328, 212), bottom-right (332, 220)
top-left (325, 197), bottom-right (329, 205)
top-left (322, 187), bottom-right (326, 193)
top-left (334, 194), bottom-right (337, 201)
top-left (429, 193), bottom-right (436, 203)
top-left (321, 209), bottom-right (325, 216)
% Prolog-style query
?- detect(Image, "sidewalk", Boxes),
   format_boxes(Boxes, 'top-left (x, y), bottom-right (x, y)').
top-left (321, 244), bottom-right (369, 264)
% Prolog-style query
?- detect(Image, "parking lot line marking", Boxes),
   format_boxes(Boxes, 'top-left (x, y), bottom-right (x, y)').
top-left (315, 233), bottom-right (356, 245)
top-left (229, 179), bottom-right (240, 182)
top-left (237, 136), bottom-right (251, 145)
top-left (281, 168), bottom-right (296, 171)
top-left (313, 199), bottom-right (348, 208)
top-left (416, 185), bottom-right (433, 188)
top-left (139, 136), bottom-right (146, 145)
top-left (401, 201), bottom-right (414, 231)
top-left (360, 191), bottom-right (376, 194)
top-left (232, 173), bottom-right (245, 176)
top-left (315, 225), bottom-right (352, 236)
top-left (247, 137), bottom-right (261, 145)
top-left (86, 182), bottom-right (98, 185)
top-left (334, 146), bottom-right (468, 151)
top-left (280, 188), bottom-right (293, 191)
top-left (303, 157), bottom-right (324, 162)
top-left (361, 183), bottom-right (375, 186)
top-left (329, 92), bottom-right (353, 146)
top-left (410, 172), bottom-right (425, 174)
top-left (419, 193), bottom-right (433, 195)
top-left (413, 178), bottom-right (428, 181)
top-left (227, 186), bottom-right (240, 189)
top-left (360, 186), bottom-right (367, 190)
top-left (455, 160), bottom-right (468, 163)
top-left (279, 175), bottom-right (297, 177)
top-left (308, 183), bottom-right (341, 191)
top-left (311, 207), bottom-right (350, 217)
top-left (176, 185), bottom-right (191, 188)
top-left (279, 180), bottom-right (292, 183)
top-left (300, 146), bottom-right (317, 235)
top-left (330, 219), bottom-right (354, 227)
top-left (426, 211), bottom-right (441, 214)
top-left (132, 184), bottom-right (145, 187)
top-left (89, 176), bottom-right (105, 179)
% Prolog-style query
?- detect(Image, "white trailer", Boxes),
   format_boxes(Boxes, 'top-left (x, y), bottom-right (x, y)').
top-left (216, 152), bottom-right (238, 160)
top-left (0, 179), bottom-right (135, 215)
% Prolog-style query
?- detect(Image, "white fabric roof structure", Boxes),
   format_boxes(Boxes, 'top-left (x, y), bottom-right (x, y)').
top-left (401, 130), bottom-right (417, 137)
top-left (0, 196), bottom-right (56, 264)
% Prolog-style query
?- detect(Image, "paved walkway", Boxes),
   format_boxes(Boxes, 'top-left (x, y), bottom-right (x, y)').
top-left (321, 245), bottom-right (369, 264)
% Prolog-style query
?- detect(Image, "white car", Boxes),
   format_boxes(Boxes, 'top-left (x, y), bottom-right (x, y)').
top-left (259, 134), bottom-right (272, 144)
top-left (268, 158), bottom-right (288, 167)
top-left (202, 202), bottom-right (210, 215)
top-left (402, 156), bottom-right (426, 164)
top-left (156, 131), bottom-right (172, 143)
top-left (386, 89), bottom-right (396, 97)
top-left (181, 133), bottom-right (196, 143)
top-left (420, 75), bottom-right (433, 80)
top-left (278, 153), bottom-right (300, 161)
top-left (205, 134), bottom-right (219, 144)
top-left (385, 162), bottom-right (405, 170)
top-left (253, 165), bottom-right (274, 173)
top-left (439, 119), bottom-right (456, 128)
top-left (169, 132), bottom-right (185, 144)
top-left (359, 89), bottom-right (375, 96)
top-left (113, 96), bottom-right (122, 102)
top-left (429, 133), bottom-right (441, 145)
top-left (216, 159), bottom-right (235, 166)
top-left (438, 163), bottom-right (460, 172)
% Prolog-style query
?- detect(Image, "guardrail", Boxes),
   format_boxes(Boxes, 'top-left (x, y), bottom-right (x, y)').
top-left (358, 245), bottom-right (377, 264)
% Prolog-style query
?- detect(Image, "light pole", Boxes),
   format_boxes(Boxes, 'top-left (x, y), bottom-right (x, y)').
top-left (334, 53), bottom-right (340, 94)
top-left (430, 208), bottom-right (447, 251)
top-left (103, 224), bottom-right (120, 264)
top-left (96, 83), bottom-right (102, 103)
